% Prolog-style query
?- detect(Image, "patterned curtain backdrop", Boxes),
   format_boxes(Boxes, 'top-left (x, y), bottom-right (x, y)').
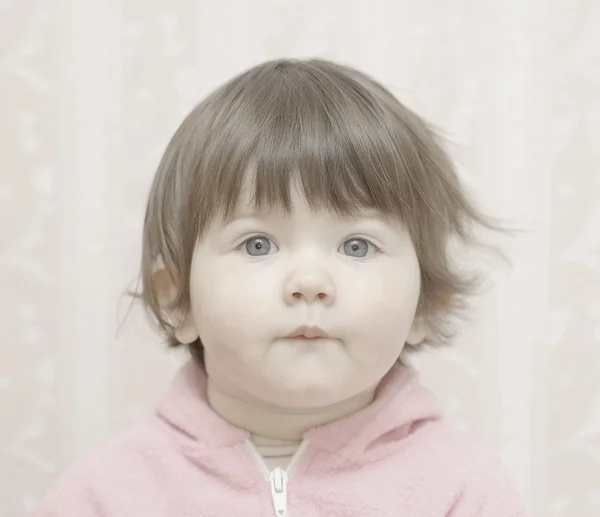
top-left (1, 1), bottom-right (598, 515)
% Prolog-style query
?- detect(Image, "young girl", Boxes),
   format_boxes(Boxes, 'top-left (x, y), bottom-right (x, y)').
top-left (34, 58), bottom-right (527, 516)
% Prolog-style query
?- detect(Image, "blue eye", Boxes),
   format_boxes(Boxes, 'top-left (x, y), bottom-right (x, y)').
top-left (340, 238), bottom-right (376, 258)
top-left (243, 236), bottom-right (276, 256)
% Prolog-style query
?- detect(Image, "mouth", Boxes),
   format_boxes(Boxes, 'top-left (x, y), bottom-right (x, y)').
top-left (286, 325), bottom-right (330, 340)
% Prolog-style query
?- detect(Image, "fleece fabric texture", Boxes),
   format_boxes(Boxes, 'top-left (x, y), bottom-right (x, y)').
top-left (33, 360), bottom-right (528, 516)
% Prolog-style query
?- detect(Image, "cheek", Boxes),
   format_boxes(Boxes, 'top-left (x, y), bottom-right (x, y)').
top-left (341, 268), bottom-right (419, 367)
top-left (189, 261), bottom-right (279, 341)
top-left (343, 262), bottom-right (421, 331)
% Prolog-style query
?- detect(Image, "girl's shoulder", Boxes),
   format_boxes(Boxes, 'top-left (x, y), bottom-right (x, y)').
top-left (32, 417), bottom-right (177, 517)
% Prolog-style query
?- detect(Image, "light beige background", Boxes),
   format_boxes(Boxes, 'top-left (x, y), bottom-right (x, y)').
top-left (1, 1), bottom-right (599, 516)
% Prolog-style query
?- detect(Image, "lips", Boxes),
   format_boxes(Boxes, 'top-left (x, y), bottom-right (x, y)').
top-left (286, 325), bottom-right (329, 339)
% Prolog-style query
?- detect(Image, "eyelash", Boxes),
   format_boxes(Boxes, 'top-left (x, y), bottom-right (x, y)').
top-left (236, 234), bottom-right (381, 257)
top-left (237, 234), bottom-right (278, 256)
top-left (345, 238), bottom-right (380, 255)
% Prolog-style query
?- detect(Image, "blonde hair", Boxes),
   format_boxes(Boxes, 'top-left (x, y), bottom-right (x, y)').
top-left (136, 58), bottom-right (504, 363)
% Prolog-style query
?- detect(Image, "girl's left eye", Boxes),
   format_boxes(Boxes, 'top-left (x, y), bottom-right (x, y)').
top-left (339, 238), bottom-right (378, 258)
top-left (241, 236), bottom-right (278, 257)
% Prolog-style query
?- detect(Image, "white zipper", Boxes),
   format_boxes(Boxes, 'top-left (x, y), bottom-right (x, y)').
top-left (246, 440), bottom-right (310, 517)
top-left (269, 468), bottom-right (288, 516)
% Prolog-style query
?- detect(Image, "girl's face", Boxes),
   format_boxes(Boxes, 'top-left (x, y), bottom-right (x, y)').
top-left (176, 183), bottom-right (424, 409)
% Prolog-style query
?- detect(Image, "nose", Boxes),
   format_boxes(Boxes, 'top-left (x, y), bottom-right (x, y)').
top-left (283, 267), bottom-right (336, 306)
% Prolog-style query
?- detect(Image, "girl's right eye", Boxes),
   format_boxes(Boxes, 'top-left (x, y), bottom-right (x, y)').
top-left (240, 236), bottom-right (278, 257)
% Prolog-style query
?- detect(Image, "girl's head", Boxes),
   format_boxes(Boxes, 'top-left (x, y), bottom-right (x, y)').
top-left (138, 58), bottom-right (497, 405)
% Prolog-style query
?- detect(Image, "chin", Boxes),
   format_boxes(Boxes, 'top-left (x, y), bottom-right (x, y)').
top-left (261, 372), bottom-right (354, 408)
top-left (269, 391), bottom-right (347, 410)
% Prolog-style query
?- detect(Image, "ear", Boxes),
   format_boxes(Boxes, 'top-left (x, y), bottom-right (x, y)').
top-left (406, 316), bottom-right (426, 346)
top-left (152, 267), bottom-right (199, 344)
top-left (174, 314), bottom-right (199, 344)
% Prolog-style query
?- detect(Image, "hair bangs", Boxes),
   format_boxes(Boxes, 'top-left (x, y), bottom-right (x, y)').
top-left (199, 61), bottom-right (416, 224)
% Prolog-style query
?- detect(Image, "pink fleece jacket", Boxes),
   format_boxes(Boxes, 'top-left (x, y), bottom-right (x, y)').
top-left (33, 360), bottom-right (527, 516)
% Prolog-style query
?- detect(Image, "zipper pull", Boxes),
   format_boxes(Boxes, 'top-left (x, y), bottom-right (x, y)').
top-left (269, 468), bottom-right (288, 517)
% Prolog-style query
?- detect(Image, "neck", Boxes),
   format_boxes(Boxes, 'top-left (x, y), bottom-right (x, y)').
top-left (206, 380), bottom-right (376, 441)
